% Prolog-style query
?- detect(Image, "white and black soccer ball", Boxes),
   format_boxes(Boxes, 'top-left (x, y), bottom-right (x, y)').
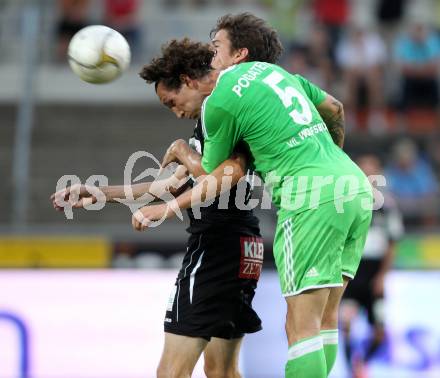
top-left (67, 25), bottom-right (131, 84)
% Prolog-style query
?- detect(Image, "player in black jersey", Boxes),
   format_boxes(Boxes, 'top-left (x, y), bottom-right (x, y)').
top-left (154, 118), bottom-right (263, 378)
top-left (340, 155), bottom-right (403, 378)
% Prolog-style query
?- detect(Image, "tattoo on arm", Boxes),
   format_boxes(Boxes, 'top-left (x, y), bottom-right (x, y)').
top-left (320, 99), bottom-right (345, 148)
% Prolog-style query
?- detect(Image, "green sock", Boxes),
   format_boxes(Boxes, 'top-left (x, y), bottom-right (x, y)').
top-left (321, 329), bottom-right (339, 376)
top-left (285, 335), bottom-right (327, 378)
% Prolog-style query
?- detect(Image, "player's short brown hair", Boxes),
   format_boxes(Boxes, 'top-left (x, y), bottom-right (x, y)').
top-left (211, 13), bottom-right (284, 64)
top-left (139, 38), bottom-right (214, 90)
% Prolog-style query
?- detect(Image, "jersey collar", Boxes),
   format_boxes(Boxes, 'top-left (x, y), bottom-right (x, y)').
top-left (216, 65), bottom-right (237, 86)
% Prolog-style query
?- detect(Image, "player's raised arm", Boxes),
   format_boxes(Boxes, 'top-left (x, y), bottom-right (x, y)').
top-left (294, 74), bottom-right (345, 148)
top-left (316, 94), bottom-right (345, 148)
top-left (173, 154), bottom-right (246, 209)
top-left (50, 165), bottom-right (189, 210)
top-left (201, 104), bottom-right (240, 173)
top-left (131, 155), bottom-right (247, 230)
top-left (161, 139), bottom-right (207, 178)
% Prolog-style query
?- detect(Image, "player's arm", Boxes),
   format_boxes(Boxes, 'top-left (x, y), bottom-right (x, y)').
top-left (373, 200), bottom-right (404, 296)
top-left (316, 94), bottom-right (345, 148)
top-left (201, 103), bottom-right (241, 173)
top-left (161, 138), bottom-right (252, 181)
top-left (371, 239), bottom-right (395, 297)
top-left (295, 74), bottom-right (345, 148)
top-left (51, 165), bottom-right (189, 210)
top-left (176, 153), bottom-right (247, 207)
top-left (131, 156), bottom-right (247, 230)
top-left (161, 139), bottom-right (206, 178)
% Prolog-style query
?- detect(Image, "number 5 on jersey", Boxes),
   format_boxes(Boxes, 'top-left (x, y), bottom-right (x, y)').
top-left (263, 71), bottom-right (313, 126)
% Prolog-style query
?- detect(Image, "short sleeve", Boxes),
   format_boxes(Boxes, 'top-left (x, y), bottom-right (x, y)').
top-left (386, 209), bottom-right (404, 241)
top-left (383, 193), bottom-right (404, 241)
top-left (201, 100), bottom-right (240, 173)
top-left (294, 74), bottom-right (327, 106)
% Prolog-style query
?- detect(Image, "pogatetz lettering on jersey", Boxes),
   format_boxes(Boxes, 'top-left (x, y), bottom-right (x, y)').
top-left (232, 62), bottom-right (270, 98)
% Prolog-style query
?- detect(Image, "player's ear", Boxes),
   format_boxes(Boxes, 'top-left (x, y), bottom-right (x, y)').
top-left (180, 74), bottom-right (192, 87)
top-left (180, 74), bottom-right (198, 89)
top-left (234, 47), bottom-right (249, 64)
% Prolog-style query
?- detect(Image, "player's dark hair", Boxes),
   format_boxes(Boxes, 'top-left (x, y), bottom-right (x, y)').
top-left (211, 13), bottom-right (284, 64)
top-left (139, 38), bottom-right (214, 90)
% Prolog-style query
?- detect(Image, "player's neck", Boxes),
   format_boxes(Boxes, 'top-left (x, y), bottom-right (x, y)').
top-left (198, 70), bottom-right (220, 95)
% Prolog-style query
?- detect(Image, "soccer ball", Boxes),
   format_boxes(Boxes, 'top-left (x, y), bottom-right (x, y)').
top-left (67, 25), bottom-right (131, 84)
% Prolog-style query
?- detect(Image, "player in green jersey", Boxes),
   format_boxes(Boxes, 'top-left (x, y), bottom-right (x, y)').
top-left (139, 40), bottom-right (372, 378)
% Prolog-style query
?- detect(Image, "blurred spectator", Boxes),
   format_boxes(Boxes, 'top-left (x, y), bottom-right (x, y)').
top-left (286, 26), bottom-right (333, 90)
top-left (394, 24), bottom-right (440, 111)
top-left (56, 0), bottom-right (90, 62)
top-left (112, 242), bottom-right (136, 268)
top-left (426, 135), bottom-right (440, 176)
top-left (376, 0), bottom-right (406, 46)
top-left (342, 155), bottom-right (404, 378)
top-left (336, 27), bottom-right (388, 132)
top-left (135, 252), bottom-right (166, 269)
top-left (312, 0), bottom-right (349, 58)
top-left (376, 0), bottom-right (406, 27)
top-left (437, 1), bottom-right (440, 33)
top-left (385, 139), bottom-right (438, 225)
top-left (104, 0), bottom-right (141, 59)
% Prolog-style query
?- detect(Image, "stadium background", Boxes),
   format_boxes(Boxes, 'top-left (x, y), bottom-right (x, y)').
top-left (1, 0), bottom-right (440, 377)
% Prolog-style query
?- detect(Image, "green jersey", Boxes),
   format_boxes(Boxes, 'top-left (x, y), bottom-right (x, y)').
top-left (201, 62), bottom-right (369, 217)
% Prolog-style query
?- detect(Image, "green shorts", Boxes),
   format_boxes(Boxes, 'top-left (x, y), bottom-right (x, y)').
top-left (273, 192), bottom-right (373, 296)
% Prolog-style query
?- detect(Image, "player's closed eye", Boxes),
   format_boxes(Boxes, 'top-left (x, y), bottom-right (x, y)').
top-left (165, 100), bottom-right (175, 109)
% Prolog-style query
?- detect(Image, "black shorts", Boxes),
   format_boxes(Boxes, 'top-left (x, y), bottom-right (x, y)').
top-left (344, 258), bottom-right (382, 325)
top-left (164, 229), bottom-right (264, 340)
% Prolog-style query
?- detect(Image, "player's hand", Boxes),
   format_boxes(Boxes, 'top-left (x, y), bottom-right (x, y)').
top-left (131, 203), bottom-right (177, 231)
top-left (161, 139), bottom-right (187, 169)
top-left (50, 184), bottom-right (98, 211)
top-left (372, 272), bottom-right (385, 297)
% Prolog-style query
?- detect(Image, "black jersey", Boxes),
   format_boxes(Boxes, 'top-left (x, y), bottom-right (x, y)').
top-left (186, 120), bottom-right (260, 234)
top-left (362, 192), bottom-right (403, 260)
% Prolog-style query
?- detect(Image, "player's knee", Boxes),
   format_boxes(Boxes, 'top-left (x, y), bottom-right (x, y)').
top-left (204, 360), bottom-right (221, 378)
top-left (156, 363), bottom-right (168, 378)
top-left (321, 311), bottom-right (338, 330)
top-left (204, 366), bottom-right (241, 378)
top-left (157, 361), bottom-right (190, 378)
top-left (285, 307), bottom-right (321, 343)
top-left (204, 360), bottom-right (241, 378)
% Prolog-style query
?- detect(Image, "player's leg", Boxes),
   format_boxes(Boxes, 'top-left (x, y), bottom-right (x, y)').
top-left (277, 192), bottom-right (372, 378)
top-left (340, 297), bottom-right (360, 375)
top-left (201, 230), bottom-right (262, 378)
top-left (157, 332), bottom-right (208, 378)
top-left (332, 193), bottom-right (372, 377)
top-left (340, 284), bottom-right (363, 375)
top-left (366, 317), bottom-right (386, 363)
top-left (341, 259), bottom-right (381, 375)
top-left (159, 233), bottom-right (208, 377)
top-left (364, 263), bottom-right (386, 363)
top-left (285, 289), bottom-right (330, 378)
top-left (320, 278), bottom-right (350, 376)
top-left (203, 337), bottom-right (243, 378)
top-left (274, 213), bottom-right (344, 378)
